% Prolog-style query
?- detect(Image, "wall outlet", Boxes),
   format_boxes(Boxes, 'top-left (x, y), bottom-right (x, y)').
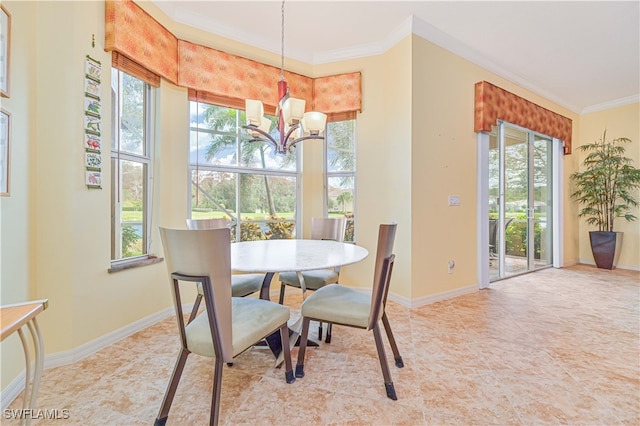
top-left (448, 195), bottom-right (460, 206)
top-left (448, 260), bottom-right (455, 273)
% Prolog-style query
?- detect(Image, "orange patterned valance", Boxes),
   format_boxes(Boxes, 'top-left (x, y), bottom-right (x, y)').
top-left (313, 72), bottom-right (362, 116)
top-left (178, 41), bottom-right (313, 117)
top-left (105, 0), bottom-right (361, 118)
top-left (474, 81), bottom-right (572, 154)
top-left (105, 0), bottom-right (178, 84)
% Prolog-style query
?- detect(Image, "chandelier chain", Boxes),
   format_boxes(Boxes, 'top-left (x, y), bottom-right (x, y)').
top-left (280, 0), bottom-right (285, 81)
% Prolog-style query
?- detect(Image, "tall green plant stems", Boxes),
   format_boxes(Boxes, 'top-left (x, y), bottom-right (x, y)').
top-left (570, 130), bottom-right (640, 232)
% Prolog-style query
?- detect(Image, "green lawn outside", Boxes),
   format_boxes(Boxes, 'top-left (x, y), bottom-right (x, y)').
top-left (123, 210), bottom-right (351, 222)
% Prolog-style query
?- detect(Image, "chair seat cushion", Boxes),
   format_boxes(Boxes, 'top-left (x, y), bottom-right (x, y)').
top-left (196, 274), bottom-right (264, 298)
top-left (279, 269), bottom-right (338, 290)
top-left (231, 274), bottom-right (264, 297)
top-left (186, 298), bottom-right (289, 358)
top-left (301, 284), bottom-right (370, 328)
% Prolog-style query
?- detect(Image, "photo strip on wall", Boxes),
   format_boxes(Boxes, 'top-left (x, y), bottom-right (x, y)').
top-left (84, 55), bottom-right (102, 189)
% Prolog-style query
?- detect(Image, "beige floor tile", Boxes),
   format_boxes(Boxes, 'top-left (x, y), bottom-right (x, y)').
top-left (6, 265), bottom-right (639, 425)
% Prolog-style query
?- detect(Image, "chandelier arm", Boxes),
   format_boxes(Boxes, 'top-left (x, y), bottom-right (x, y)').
top-left (286, 135), bottom-right (325, 152)
top-left (241, 125), bottom-right (278, 145)
top-left (283, 123), bottom-right (300, 140)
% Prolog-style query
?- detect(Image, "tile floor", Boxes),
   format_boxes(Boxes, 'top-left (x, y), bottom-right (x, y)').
top-left (6, 264), bottom-right (640, 425)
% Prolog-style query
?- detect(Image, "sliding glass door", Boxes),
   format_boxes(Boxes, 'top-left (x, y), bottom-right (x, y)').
top-left (489, 121), bottom-right (553, 281)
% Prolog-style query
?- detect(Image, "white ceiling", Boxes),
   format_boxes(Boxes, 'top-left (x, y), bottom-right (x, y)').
top-left (153, 1), bottom-right (640, 114)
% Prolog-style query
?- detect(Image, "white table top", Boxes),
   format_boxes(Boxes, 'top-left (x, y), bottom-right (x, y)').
top-left (231, 239), bottom-right (369, 273)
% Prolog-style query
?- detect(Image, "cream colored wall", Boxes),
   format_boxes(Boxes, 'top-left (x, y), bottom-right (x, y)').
top-left (309, 39), bottom-right (414, 298)
top-left (410, 35), bottom-right (479, 297)
top-left (576, 103), bottom-right (640, 270)
top-left (1, 1), bottom-right (174, 393)
top-left (409, 34), bottom-right (582, 298)
top-left (0, 0), bottom-right (37, 393)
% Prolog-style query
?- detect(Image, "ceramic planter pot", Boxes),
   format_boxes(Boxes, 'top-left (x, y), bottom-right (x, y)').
top-left (589, 231), bottom-right (623, 270)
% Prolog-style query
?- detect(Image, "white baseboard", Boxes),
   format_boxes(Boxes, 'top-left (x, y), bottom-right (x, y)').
top-left (1, 305), bottom-right (182, 410)
top-left (339, 284), bottom-right (480, 309)
top-left (1, 371), bottom-right (27, 411)
top-left (388, 285), bottom-right (479, 308)
top-left (44, 306), bottom-right (177, 369)
top-left (578, 259), bottom-right (640, 271)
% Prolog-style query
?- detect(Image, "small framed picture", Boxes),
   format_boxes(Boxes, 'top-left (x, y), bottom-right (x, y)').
top-left (1, 108), bottom-right (10, 196)
top-left (85, 55), bottom-right (102, 83)
top-left (84, 78), bottom-right (100, 99)
top-left (84, 133), bottom-right (101, 152)
top-left (84, 97), bottom-right (101, 118)
top-left (0, 4), bottom-right (11, 97)
top-left (85, 152), bottom-right (102, 171)
top-left (86, 171), bottom-right (102, 188)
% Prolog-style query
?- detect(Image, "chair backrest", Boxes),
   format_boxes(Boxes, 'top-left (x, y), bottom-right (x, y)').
top-left (489, 219), bottom-right (497, 248)
top-left (186, 218), bottom-right (229, 230)
top-left (368, 223), bottom-right (397, 330)
top-left (489, 218), bottom-right (514, 249)
top-left (159, 227), bottom-right (234, 362)
top-left (310, 217), bottom-right (347, 242)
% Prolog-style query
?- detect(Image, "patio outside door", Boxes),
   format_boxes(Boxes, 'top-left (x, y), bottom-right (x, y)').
top-left (489, 121), bottom-right (554, 281)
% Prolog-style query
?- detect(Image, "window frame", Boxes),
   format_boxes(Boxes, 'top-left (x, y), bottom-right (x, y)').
top-left (109, 67), bottom-right (155, 270)
top-left (187, 101), bottom-right (302, 241)
top-left (324, 119), bottom-right (357, 242)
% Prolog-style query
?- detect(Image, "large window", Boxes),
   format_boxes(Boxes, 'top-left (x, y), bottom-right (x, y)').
top-left (111, 69), bottom-right (153, 263)
top-left (325, 120), bottom-right (356, 241)
top-left (189, 101), bottom-right (299, 241)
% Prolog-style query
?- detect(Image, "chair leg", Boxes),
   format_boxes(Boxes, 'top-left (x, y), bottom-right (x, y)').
top-left (155, 348), bottom-right (190, 425)
top-left (278, 282), bottom-right (286, 305)
top-left (295, 317), bottom-right (311, 378)
top-left (382, 312), bottom-right (404, 368)
top-left (372, 324), bottom-right (397, 401)
top-left (188, 294), bottom-right (202, 324)
top-left (325, 322), bottom-right (332, 343)
top-left (209, 358), bottom-right (224, 426)
top-left (279, 324), bottom-right (296, 384)
top-left (318, 321), bottom-right (323, 341)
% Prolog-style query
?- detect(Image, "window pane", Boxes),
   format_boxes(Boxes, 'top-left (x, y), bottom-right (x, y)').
top-left (327, 120), bottom-right (356, 172)
top-left (111, 68), bottom-right (151, 263)
top-left (191, 170), bottom-right (237, 219)
top-left (112, 159), bottom-right (147, 259)
top-left (326, 119), bottom-right (356, 242)
top-left (240, 174), bottom-right (296, 240)
top-left (190, 103), bottom-right (238, 167)
top-left (188, 101), bottom-right (299, 241)
top-left (328, 176), bottom-right (355, 241)
top-left (240, 138), bottom-right (297, 171)
top-left (113, 72), bottom-right (146, 156)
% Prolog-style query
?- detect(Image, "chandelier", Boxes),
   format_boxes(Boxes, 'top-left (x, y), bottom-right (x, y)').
top-left (242, 0), bottom-right (327, 154)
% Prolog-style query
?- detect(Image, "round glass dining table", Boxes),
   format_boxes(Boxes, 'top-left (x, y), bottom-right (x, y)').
top-left (232, 239), bottom-right (369, 298)
top-left (231, 239), bottom-right (369, 360)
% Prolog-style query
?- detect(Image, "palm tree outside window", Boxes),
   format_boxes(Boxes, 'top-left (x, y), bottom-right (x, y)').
top-left (188, 101), bottom-right (299, 241)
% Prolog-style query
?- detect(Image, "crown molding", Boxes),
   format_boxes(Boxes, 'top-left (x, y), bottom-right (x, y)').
top-left (313, 16), bottom-right (413, 64)
top-left (409, 16), bottom-right (581, 114)
top-left (581, 94), bottom-right (640, 115)
top-left (153, 3), bottom-right (636, 115)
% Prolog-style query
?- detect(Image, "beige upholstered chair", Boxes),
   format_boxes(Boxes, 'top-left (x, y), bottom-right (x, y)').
top-left (295, 223), bottom-right (404, 400)
top-left (156, 227), bottom-right (294, 426)
top-left (186, 218), bottom-right (266, 321)
top-left (278, 217), bottom-right (347, 341)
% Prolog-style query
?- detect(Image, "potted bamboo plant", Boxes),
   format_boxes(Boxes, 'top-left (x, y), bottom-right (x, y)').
top-left (570, 130), bottom-right (640, 269)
